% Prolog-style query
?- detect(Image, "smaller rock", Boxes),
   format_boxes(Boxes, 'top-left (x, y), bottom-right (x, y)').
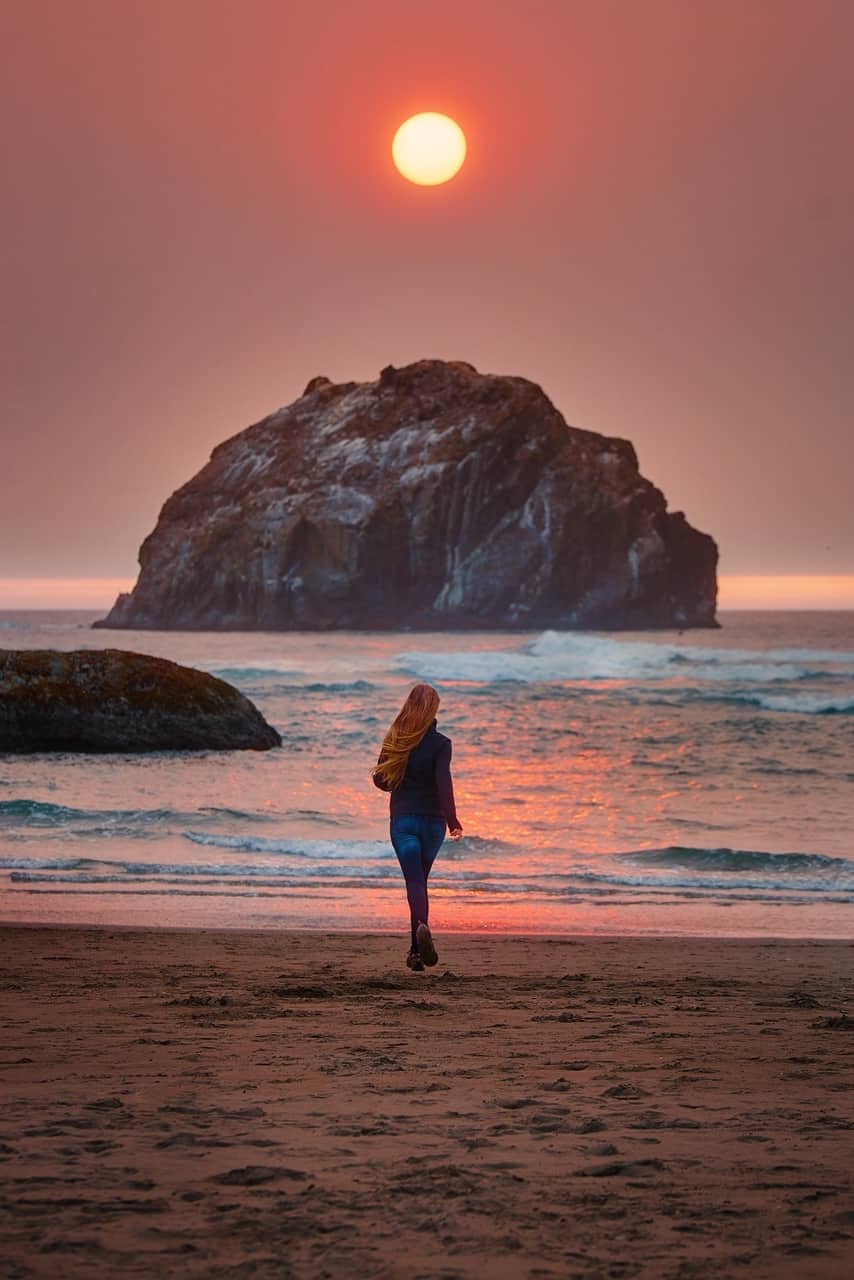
top-left (0, 649), bottom-right (281, 753)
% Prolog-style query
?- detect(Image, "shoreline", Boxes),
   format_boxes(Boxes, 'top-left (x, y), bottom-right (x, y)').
top-left (2, 926), bottom-right (853, 1277)
top-left (2, 916), bottom-right (853, 942)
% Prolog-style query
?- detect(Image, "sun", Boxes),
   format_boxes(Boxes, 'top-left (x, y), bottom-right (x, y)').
top-left (392, 113), bottom-right (467, 186)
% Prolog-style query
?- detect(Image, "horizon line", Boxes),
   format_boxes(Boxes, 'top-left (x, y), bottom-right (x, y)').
top-left (0, 575), bottom-right (853, 611)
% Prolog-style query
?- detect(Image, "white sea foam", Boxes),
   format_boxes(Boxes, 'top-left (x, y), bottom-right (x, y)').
top-left (571, 870), bottom-right (854, 895)
top-left (745, 692), bottom-right (854, 715)
top-left (183, 832), bottom-right (390, 861)
top-left (692, 690), bottom-right (854, 715)
top-left (395, 630), bottom-right (854, 686)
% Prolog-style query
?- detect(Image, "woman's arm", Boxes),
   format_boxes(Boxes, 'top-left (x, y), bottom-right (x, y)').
top-left (372, 751), bottom-right (392, 791)
top-left (435, 738), bottom-right (462, 834)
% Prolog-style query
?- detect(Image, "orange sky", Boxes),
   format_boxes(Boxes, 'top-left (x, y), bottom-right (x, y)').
top-left (1, 0), bottom-right (852, 592)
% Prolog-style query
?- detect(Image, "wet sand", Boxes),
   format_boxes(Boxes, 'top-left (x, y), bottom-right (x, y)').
top-left (1, 926), bottom-right (853, 1278)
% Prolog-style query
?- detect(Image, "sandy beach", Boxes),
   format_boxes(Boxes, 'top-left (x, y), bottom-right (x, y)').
top-left (1, 927), bottom-right (853, 1278)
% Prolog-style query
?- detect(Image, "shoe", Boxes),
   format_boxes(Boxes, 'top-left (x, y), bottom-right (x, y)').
top-left (406, 952), bottom-right (425, 972)
top-left (416, 922), bottom-right (438, 967)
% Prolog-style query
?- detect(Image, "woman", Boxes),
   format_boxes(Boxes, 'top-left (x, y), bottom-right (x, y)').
top-left (372, 683), bottom-right (463, 972)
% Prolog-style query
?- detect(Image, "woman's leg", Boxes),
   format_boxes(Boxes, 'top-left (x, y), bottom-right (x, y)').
top-left (390, 816), bottom-right (429, 952)
top-left (419, 817), bottom-right (447, 932)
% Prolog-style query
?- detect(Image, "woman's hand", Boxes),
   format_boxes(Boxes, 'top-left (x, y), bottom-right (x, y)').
top-left (448, 826), bottom-right (463, 841)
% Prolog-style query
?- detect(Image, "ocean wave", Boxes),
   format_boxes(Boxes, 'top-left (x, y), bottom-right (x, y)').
top-left (0, 799), bottom-right (178, 827)
top-left (10, 867), bottom-right (852, 904)
top-left (571, 870), bottom-right (854, 895)
top-left (7, 860), bottom-right (536, 888)
top-left (303, 680), bottom-right (377, 693)
top-left (208, 667), bottom-right (377, 693)
top-left (619, 846), bottom-right (853, 872)
top-left (181, 831), bottom-right (516, 860)
top-left (207, 666), bottom-right (302, 681)
top-left (6, 838), bottom-right (852, 899)
top-left (0, 855), bottom-right (106, 871)
top-left (0, 799), bottom-right (303, 832)
top-left (744, 646), bottom-right (854, 663)
top-left (707, 692), bottom-right (854, 715)
top-left (0, 871), bottom-right (647, 894)
top-left (572, 845), bottom-right (854, 895)
top-left (183, 832), bottom-right (390, 860)
top-left (10, 861), bottom-right (398, 883)
top-left (7, 859), bottom-right (525, 886)
top-left (395, 630), bottom-right (854, 686)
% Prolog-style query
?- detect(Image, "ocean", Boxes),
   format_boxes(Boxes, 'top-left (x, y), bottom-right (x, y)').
top-left (1, 610), bottom-right (852, 940)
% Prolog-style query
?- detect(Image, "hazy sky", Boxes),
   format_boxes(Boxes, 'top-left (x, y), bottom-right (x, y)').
top-left (2, 0), bottom-right (852, 598)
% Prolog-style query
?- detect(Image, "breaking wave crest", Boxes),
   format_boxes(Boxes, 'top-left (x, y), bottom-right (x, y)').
top-left (396, 630), bottom-right (854, 690)
top-left (183, 832), bottom-right (389, 860)
top-left (0, 799), bottom-right (326, 835)
top-left (0, 799), bottom-right (180, 827)
top-left (703, 692), bottom-right (854, 715)
top-left (182, 831), bottom-right (516, 859)
top-left (619, 846), bottom-right (851, 873)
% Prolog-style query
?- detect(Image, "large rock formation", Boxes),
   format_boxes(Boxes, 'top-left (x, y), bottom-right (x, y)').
top-left (0, 650), bottom-right (281, 752)
top-left (97, 360), bottom-right (718, 631)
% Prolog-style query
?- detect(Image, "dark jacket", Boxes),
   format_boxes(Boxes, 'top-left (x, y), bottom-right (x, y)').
top-left (373, 720), bottom-right (461, 830)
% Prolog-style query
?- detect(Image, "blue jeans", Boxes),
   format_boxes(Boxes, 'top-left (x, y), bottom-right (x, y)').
top-left (390, 814), bottom-right (446, 950)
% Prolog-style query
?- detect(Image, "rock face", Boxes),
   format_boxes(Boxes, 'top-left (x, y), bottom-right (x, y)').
top-left (0, 650), bottom-right (282, 753)
top-left (96, 360), bottom-right (718, 631)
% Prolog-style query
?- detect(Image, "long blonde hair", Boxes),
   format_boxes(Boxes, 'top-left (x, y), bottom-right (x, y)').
top-left (372, 683), bottom-right (440, 791)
